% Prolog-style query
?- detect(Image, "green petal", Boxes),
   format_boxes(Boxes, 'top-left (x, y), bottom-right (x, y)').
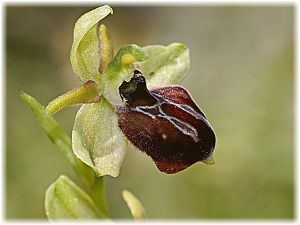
top-left (98, 24), bottom-right (114, 73)
top-left (101, 44), bottom-right (148, 105)
top-left (122, 190), bottom-right (147, 220)
top-left (70, 5), bottom-right (113, 82)
top-left (45, 175), bottom-right (107, 220)
top-left (72, 98), bottom-right (130, 177)
top-left (135, 43), bottom-right (190, 89)
top-left (46, 80), bottom-right (101, 116)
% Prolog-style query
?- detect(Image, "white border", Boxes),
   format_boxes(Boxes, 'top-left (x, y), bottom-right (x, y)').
top-left (0, 0), bottom-right (4, 223)
top-left (1, 0), bottom-right (298, 5)
top-left (0, 0), bottom-right (298, 224)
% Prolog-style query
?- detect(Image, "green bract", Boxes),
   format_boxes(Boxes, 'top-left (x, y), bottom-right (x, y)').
top-left (45, 175), bottom-right (107, 220)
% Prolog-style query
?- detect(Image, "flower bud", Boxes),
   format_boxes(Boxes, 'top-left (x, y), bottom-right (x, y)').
top-left (117, 70), bottom-right (216, 174)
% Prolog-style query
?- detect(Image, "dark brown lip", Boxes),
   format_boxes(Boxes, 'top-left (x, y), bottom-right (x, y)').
top-left (117, 73), bottom-right (216, 174)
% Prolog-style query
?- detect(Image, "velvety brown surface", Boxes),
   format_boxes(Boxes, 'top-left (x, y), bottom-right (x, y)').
top-left (118, 74), bottom-right (215, 174)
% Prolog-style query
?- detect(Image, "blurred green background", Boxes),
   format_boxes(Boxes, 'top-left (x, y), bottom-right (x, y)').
top-left (6, 5), bottom-right (294, 219)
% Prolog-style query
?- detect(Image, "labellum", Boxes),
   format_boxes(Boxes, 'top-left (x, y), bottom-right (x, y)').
top-left (117, 70), bottom-right (216, 174)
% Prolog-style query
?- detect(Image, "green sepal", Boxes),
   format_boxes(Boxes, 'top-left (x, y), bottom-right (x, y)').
top-left (72, 98), bottom-right (132, 177)
top-left (70, 5), bottom-right (113, 82)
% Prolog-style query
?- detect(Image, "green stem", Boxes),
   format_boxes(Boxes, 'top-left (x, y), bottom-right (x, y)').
top-left (21, 92), bottom-right (109, 216)
top-left (88, 177), bottom-right (109, 216)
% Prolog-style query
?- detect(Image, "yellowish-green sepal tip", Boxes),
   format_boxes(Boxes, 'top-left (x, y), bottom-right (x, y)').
top-left (202, 156), bottom-right (215, 165)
